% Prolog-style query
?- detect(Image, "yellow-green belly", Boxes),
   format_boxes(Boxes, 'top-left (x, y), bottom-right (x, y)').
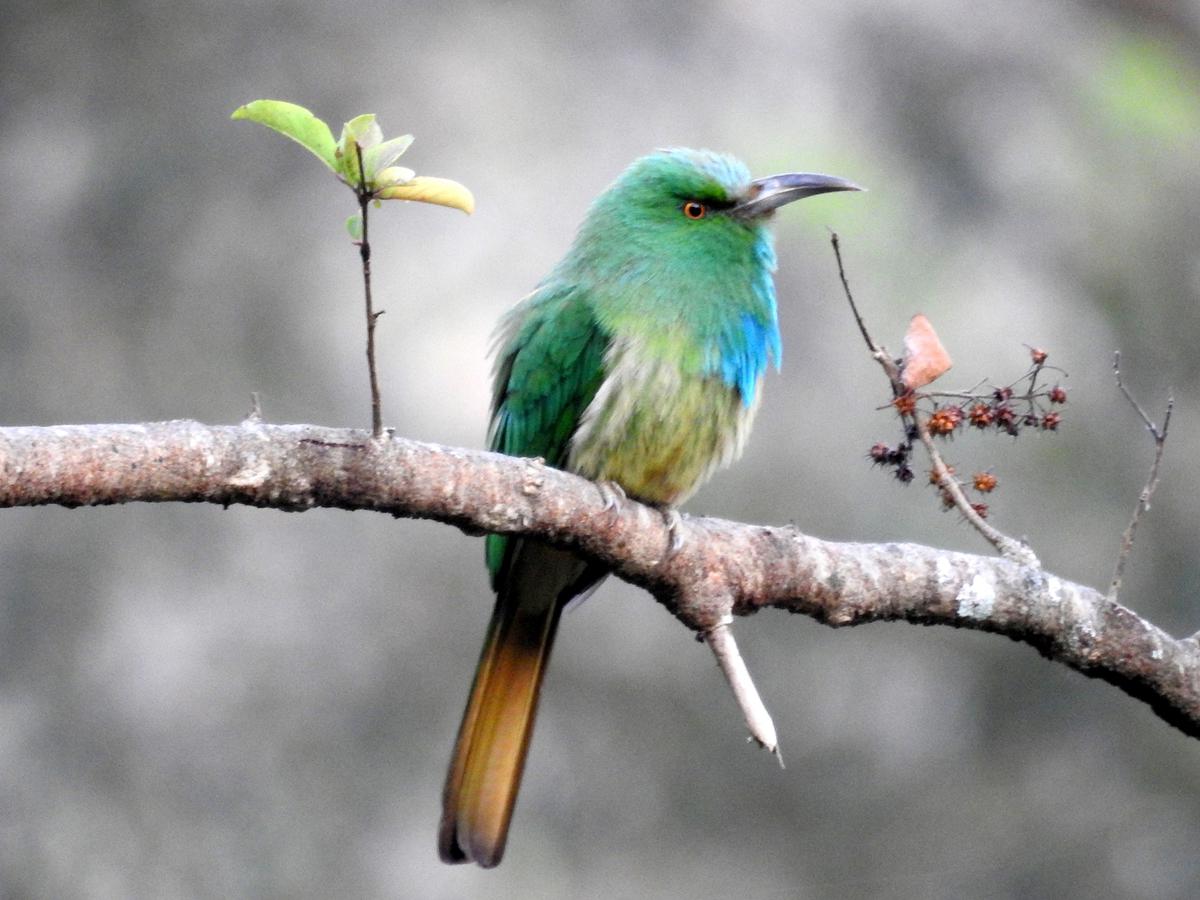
top-left (567, 348), bottom-right (759, 506)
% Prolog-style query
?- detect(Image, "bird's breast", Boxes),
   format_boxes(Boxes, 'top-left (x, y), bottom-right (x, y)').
top-left (567, 335), bottom-right (759, 506)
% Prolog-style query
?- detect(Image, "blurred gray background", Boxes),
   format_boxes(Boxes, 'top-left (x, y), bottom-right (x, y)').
top-left (2, 1), bottom-right (1200, 897)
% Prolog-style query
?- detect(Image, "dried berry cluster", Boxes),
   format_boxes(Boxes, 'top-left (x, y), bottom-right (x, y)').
top-left (927, 464), bottom-right (996, 518)
top-left (869, 346), bottom-right (1067, 518)
top-left (923, 385), bottom-right (1066, 437)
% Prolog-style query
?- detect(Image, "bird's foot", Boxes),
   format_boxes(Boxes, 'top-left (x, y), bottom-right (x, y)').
top-left (662, 508), bottom-right (686, 554)
top-left (596, 480), bottom-right (627, 512)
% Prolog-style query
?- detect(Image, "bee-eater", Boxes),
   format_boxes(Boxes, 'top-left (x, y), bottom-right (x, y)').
top-left (439, 148), bottom-right (860, 867)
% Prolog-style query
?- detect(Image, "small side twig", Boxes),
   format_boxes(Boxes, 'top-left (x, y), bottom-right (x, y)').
top-left (705, 620), bottom-right (782, 765)
top-left (242, 391), bottom-right (263, 425)
top-left (914, 416), bottom-right (1039, 567)
top-left (830, 234), bottom-right (1038, 568)
top-left (355, 143), bottom-right (385, 439)
top-left (1109, 351), bottom-right (1173, 601)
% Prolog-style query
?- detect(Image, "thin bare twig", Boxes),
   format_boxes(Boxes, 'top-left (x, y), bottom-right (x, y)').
top-left (831, 233), bottom-right (890, 367)
top-left (355, 143), bottom-right (385, 438)
top-left (1109, 352), bottom-right (1173, 601)
top-left (705, 620), bottom-right (782, 764)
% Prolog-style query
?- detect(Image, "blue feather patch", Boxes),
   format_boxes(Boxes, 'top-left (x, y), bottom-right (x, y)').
top-left (713, 233), bottom-right (781, 407)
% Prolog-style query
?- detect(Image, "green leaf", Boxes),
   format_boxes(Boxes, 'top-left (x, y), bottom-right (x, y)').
top-left (376, 175), bottom-right (475, 214)
top-left (231, 100), bottom-right (337, 173)
top-left (341, 114), bottom-right (382, 149)
top-left (363, 135), bottom-right (414, 183)
top-left (345, 214), bottom-right (363, 240)
top-left (234, 102), bottom-right (473, 214)
top-left (335, 114), bottom-right (383, 186)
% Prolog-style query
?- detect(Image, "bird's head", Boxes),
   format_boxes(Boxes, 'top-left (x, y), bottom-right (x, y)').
top-left (614, 147), bottom-right (860, 221)
top-left (551, 149), bottom-right (861, 402)
top-left (563, 148), bottom-right (861, 282)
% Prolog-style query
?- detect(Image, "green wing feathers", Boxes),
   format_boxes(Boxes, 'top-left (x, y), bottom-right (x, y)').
top-left (485, 286), bottom-right (610, 584)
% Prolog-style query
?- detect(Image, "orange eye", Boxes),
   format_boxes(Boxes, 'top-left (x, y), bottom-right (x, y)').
top-left (682, 200), bottom-right (707, 220)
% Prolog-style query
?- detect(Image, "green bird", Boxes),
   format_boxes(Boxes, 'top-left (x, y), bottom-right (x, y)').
top-left (439, 148), bottom-right (860, 867)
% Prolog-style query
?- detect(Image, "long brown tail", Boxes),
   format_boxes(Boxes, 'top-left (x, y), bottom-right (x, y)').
top-left (439, 543), bottom-right (586, 867)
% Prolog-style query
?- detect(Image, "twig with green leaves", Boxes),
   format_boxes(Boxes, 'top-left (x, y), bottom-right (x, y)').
top-left (232, 99), bottom-right (474, 437)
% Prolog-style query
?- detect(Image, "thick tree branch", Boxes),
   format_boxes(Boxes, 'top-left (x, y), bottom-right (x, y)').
top-left (1, 420), bottom-right (1198, 739)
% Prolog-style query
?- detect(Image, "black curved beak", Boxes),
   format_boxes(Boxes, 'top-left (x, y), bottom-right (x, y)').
top-left (733, 172), bottom-right (864, 219)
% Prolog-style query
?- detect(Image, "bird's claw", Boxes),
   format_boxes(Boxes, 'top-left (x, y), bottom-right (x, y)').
top-left (662, 508), bottom-right (685, 554)
top-left (596, 480), bottom-right (627, 512)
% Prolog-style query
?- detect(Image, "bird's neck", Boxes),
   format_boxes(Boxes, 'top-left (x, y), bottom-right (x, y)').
top-left (562, 227), bottom-right (781, 407)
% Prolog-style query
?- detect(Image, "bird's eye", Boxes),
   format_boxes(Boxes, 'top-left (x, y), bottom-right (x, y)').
top-left (681, 200), bottom-right (708, 220)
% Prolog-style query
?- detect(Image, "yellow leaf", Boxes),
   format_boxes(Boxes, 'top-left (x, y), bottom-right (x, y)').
top-left (376, 176), bottom-right (475, 214)
top-left (373, 166), bottom-right (415, 190)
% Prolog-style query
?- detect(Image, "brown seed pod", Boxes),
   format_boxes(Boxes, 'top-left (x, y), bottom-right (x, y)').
top-left (929, 464), bottom-right (956, 485)
top-left (973, 472), bottom-right (998, 493)
top-left (927, 406), bottom-right (963, 435)
top-left (869, 442), bottom-right (892, 464)
top-left (893, 392), bottom-right (918, 415)
top-left (968, 402), bottom-right (994, 428)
